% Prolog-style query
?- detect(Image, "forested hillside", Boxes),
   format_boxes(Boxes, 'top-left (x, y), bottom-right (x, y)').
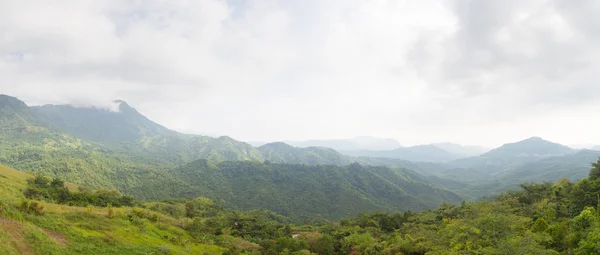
top-left (125, 160), bottom-right (462, 220)
top-left (258, 142), bottom-right (353, 165)
top-left (32, 101), bottom-right (264, 164)
top-left (3, 94), bottom-right (600, 224)
top-left (4, 158), bottom-right (600, 254)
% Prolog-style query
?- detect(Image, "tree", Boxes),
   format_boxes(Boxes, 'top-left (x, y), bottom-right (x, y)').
top-left (590, 159), bottom-right (600, 180)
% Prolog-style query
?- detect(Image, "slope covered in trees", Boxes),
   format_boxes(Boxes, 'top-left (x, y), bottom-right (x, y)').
top-left (127, 160), bottom-right (462, 220)
top-left (4, 157), bottom-right (600, 254)
top-left (32, 101), bottom-right (264, 164)
top-left (258, 142), bottom-right (353, 165)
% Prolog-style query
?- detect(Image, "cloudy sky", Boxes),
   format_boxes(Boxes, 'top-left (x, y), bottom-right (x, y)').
top-left (1, 0), bottom-right (599, 147)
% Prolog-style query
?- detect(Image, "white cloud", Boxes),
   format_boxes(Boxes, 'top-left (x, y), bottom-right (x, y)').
top-left (1, 0), bottom-right (600, 147)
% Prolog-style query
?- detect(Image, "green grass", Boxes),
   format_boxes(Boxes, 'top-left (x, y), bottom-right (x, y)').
top-left (0, 164), bottom-right (228, 255)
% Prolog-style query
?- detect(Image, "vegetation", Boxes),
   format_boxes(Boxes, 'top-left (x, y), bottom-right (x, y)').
top-left (5, 156), bottom-right (600, 254)
top-left (138, 160), bottom-right (463, 220)
top-left (7, 94), bottom-right (600, 254)
top-left (23, 175), bottom-right (134, 207)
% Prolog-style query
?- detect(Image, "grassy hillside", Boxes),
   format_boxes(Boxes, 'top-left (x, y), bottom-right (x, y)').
top-left (0, 164), bottom-right (228, 255)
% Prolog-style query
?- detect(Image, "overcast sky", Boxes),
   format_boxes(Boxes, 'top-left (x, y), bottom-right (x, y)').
top-left (1, 0), bottom-right (600, 147)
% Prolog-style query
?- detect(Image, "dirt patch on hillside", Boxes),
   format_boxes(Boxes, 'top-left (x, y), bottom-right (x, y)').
top-left (41, 229), bottom-right (67, 245)
top-left (1, 216), bottom-right (68, 253)
top-left (0, 218), bottom-right (34, 255)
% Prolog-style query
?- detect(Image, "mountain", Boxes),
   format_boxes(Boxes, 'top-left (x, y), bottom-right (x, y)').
top-left (593, 146), bottom-right (600, 151)
top-left (32, 101), bottom-right (176, 143)
top-left (133, 160), bottom-right (462, 220)
top-left (432, 142), bottom-right (489, 157)
top-left (481, 137), bottom-right (574, 159)
top-left (258, 142), bottom-right (352, 165)
top-left (436, 138), bottom-right (593, 198)
top-left (286, 136), bottom-right (401, 151)
top-left (498, 149), bottom-right (600, 184)
top-left (342, 144), bottom-right (461, 163)
top-left (30, 100), bottom-right (264, 164)
top-left (0, 95), bottom-right (182, 191)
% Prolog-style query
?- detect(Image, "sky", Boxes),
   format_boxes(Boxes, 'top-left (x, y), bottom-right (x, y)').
top-left (1, 0), bottom-right (600, 148)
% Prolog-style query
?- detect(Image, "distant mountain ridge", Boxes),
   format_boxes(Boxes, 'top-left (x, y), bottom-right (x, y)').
top-left (342, 144), bottom-right (462, 163)
top-left (481, 136), bottom-right (574, 159)
top-left (258, 142), bottom-right (352, 165)
top-left (285, 136), bottom-right (402, 151)
top-left (432, 142), bottom-right (489, 157)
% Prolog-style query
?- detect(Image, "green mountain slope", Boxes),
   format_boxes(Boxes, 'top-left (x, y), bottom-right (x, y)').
top-left (31, 102), bottom-right (264, 164)
top-left (481, 136), bottom-right (574, 159)
top-left (0, 95), bottom-right (193, 196)
top-left (130, 160), bottom-right (463, 220)
top-left (32, 101), bottom-right (176, 143)
top-left (258, 142), bottom-right (353, 165)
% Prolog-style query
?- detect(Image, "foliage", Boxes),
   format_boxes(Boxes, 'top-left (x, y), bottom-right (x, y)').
top-left (23, 175), bottom-right (134, 207)
top-left (138, 160), bottom-right (463, 220)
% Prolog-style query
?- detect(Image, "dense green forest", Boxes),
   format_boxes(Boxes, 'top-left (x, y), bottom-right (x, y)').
top-left (127, 160), bottom-right (462, 220)
top-left (4, 160), bottom-right (600, 254)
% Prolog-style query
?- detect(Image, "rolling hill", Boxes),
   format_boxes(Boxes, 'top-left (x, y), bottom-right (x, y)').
top-left (285, 136), bottom-right (402, 151)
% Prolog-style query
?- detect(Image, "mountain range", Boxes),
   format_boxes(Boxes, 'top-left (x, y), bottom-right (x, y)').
top-left (1, 93), bottom-right (599, 219)
top-left (283, 136), bottom-right (402, 151)
top-left (0, 94), bottom-right (464, 219)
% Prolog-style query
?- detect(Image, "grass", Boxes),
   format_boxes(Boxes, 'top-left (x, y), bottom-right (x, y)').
top-left (0, 164), bottom-right (228, 255)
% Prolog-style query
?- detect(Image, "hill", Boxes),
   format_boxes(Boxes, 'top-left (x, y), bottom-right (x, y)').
top-left (343, 144), bottom-right (461, 163)
top-left (31, 101), bottom-right (264, 164)
top-left (432, 142), bottom-right (489, 157)
top-left (0, 163), bottom-right (231, 254)
top-left (481, 136), bottom-right (574, 159)
top-left (437, 140), bottom-right (600, 198)
top-left (286, 136), bottom-right (401, 151)
top-left (32, 101), bottom-right (176, 143)
top-left (130, 160), bottom-right (463, 220)
top-left (258, 142), bottom-right (352, 165)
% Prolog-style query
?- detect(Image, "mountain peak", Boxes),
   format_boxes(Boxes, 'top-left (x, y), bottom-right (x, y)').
top-left (113, 100), bottom-right (137, 113)
top-left (0, 94), bottom-right (28, 110)
top-left (525, 136), bottom-right (543, 141)
top-left (482, 137), bottom-right (573, 158)
top-left (259, 142), bottom-right (294, 150)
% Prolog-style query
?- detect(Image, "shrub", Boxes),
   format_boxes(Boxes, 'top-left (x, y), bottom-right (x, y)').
top-left (107, 204), bottom-right (115, 218)
top-left (20, 200), bottom-right (45, 215)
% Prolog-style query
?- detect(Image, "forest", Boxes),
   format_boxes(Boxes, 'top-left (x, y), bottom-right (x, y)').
top-left (0, 159), bottom-right (599, 254)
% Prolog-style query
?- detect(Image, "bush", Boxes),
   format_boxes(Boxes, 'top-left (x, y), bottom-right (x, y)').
top-left (107, 204), bottom-right (115, 218)
top-left (20, 200), bottom-right (45, 215)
